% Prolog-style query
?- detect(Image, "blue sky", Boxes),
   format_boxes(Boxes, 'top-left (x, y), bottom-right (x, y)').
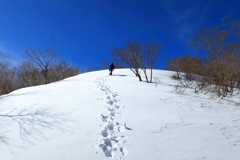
top-left (0, 0), bottom-right (240, 70)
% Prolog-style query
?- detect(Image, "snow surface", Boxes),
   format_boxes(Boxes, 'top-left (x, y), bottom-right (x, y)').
top-left (1, 69), bottom-right (240, 160)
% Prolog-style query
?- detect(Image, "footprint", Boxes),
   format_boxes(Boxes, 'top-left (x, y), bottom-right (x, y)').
top-left (104, 149), bottom-right (112, 157)
top-left (104, 138), bottom-right (112, 147)
top-left (112, 94), bottom-right (118, 98)
top-left (108, 108), bottom-right (115, 112)
top-left (120, 147), bottom-right (124, 155)
top-left (111, 136), bottom-right (119, 143)
top-left (101, 114), bottom-right (109, 122)
top-left (97, 77), bottom-right (126, 158)
top-left (107, 100), bottom-right (114, 105)
top-left (107, 123), bottom-right (114, 130)
top-left (110, 112), bottom-right (115, 117)
top-left (101, 129), bottom-right (108, 137)
top-left (99, 144), bottom-right (112, 157)
top-left (115, 105), bottom-right (120, 109)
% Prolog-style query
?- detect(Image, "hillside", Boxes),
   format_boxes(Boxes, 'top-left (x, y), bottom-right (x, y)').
top-left (1, 69), bottom-right (240, 160)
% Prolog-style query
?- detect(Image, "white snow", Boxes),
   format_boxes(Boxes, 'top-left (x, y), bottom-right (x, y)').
top-left (1, 69), bottom-right (240, 160)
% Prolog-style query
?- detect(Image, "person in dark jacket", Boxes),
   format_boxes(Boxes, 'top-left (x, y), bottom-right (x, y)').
top-left (109, 62), bottom-right (114, 75)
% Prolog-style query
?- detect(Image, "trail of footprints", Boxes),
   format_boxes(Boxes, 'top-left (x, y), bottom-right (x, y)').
top-left (95, 77), bottom-right (127, 159)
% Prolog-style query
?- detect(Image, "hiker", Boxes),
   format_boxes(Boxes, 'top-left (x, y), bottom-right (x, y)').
top-left (109, 62), bottom-right (114, 75)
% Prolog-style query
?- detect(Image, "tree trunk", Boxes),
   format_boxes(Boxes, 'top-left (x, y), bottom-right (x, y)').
top-left (137, 73), bottom-right (142, 81)
top-left (150, 67), bottom-right (153, 83)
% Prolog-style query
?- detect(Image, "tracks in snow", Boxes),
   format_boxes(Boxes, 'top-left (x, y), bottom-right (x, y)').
top-left (95, 77), bottom-right (127, 159)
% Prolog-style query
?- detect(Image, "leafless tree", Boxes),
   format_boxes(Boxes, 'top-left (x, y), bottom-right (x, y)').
top-left (16, 61), bottom-right (44, 88)
top-left (179, 54), bottom-right (202, 80)
top-left (0, 51), bottom-right (9, 60)
top-left (110, 40), bottom-right (162, 82)
top-left (101, 59), bottom-right (124, 70)
top-left (110, 41), bottom-right (143, 81)
top-left (166, 58), bottom-right (181, 79)
top-left (16, 60), bottom-right (82, 88)
top-left (143, 40), bottom-right (162, 82)
top-left (100, 60), bottom-right (109, 70)
top-left (190, 27), bottom-right (233, 61)
top-left (87, 67), bottom-right (98, 72)
top-left (167, 54), bottom-right (203, 94)
top-left (168, 15), bottom-right (240, 98)
top-left (112, 59), bottom-right (124, 69)
top-left (188, 22), bottom-right (240, 98)
top-left (167, 54), bottom-right (202, 79)
top-left (222, 13), bottom-right (240, 35)
top-left (48, 60), bottom-right (82, 82)
top-left (0, 53), bottom-right (15, 95)
top-left (22, 45), bottom-right (58, 84)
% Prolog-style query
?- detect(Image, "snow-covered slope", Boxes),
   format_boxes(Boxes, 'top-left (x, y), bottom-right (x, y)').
top-left (1, 69), bottom-right (240, 160)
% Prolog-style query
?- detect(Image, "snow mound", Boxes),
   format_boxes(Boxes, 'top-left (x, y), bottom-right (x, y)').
top-left (1, 69), bottom-right (240, 160)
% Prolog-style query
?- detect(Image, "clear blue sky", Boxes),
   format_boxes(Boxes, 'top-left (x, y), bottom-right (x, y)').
top-left (0, 0), bottom-right (240, 70)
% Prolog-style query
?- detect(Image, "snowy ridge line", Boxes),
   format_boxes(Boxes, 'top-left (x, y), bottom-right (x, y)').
top-left (95, 76), bottom-right (127, 159)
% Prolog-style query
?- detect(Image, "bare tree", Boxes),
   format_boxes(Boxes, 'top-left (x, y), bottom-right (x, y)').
top-left (101, 60), bottom-right (124, 70)
top-left (48, 60), bottom-right (82, 82)
top-left (22, 45), bottom-right (58, 84)
top-left (87, 67), bottom-right (98, 72)
top-left (190, 27), bottom-right (233, 61)
top-left (167, 54), bottom-right (202, 93)
top-left (0, 51), bottom-right (9, 60)
top-left (167, 17), bottom-right (240, 98)
top-left (222, 13), bottom-right (240, 35)
top-left (0, 52), bottom-right (15, 95)
top-left (143, 40), bottom-right (162, 83)
top-left (100, 60), bottom-right (109, 70)
top-left (110, 40), bottom-right (162, 82)
top-left (166, 58), bottom-right (181, 79)
top-left (179, 54), bottom-right (202, 80)
top-left (110, 41), bottom-right (143, 81)
top-left (188, 22), bottom-right (240, 98)
top-left (16, 61), bottom-right (44, 88)
top-left (16, 60), bottom-right (82, 88)
top-left (112, 59), bottom-right (124, 69)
